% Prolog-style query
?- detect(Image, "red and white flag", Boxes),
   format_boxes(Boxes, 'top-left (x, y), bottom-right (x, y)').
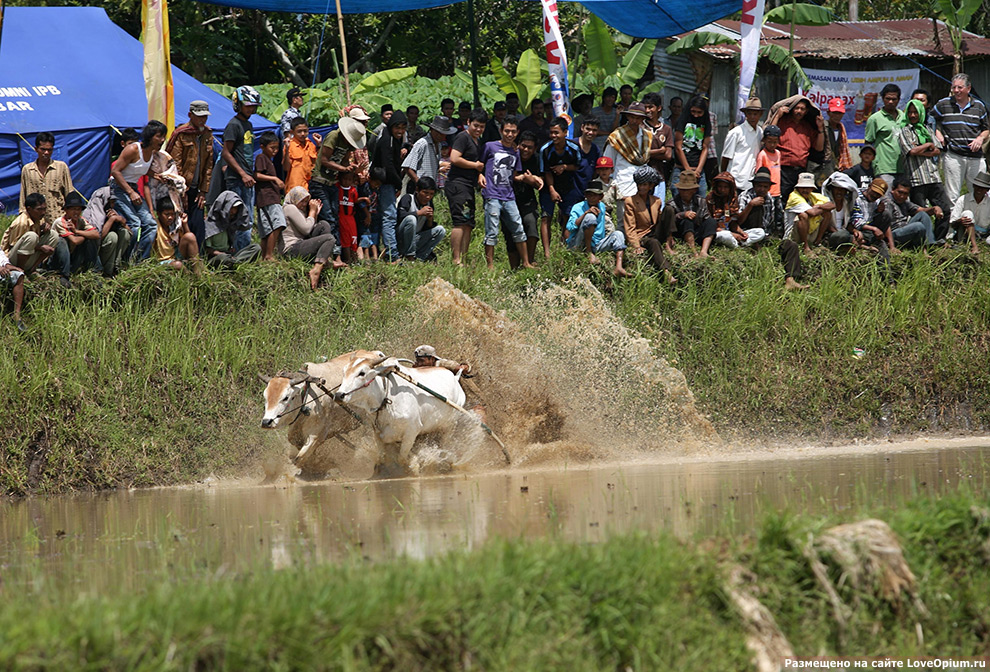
top-left (541, 0), bottom-right (571, 123)
top-left (737, 0), bottom-right (765, 121)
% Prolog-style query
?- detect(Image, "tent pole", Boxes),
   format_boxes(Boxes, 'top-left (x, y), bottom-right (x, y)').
top-left (467, 0), bottom-right (480, 107)
top-left (335, 0), bottom-right (350, 104)
top-left (0, 0), bottom-right (6, 56)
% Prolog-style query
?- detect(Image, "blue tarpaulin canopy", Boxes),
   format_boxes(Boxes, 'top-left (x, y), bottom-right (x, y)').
top-left (190, 0), bottom-right (738, 41)
top-left (0, 6), bottom-right (276, 214)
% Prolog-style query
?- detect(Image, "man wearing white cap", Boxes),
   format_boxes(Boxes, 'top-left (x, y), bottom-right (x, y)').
top-left (785, 171), bottom-right (835, 254)
top-left (166, 100), bottom-right (214, 246)
top-left (949, 171), bottom-right (990, 254)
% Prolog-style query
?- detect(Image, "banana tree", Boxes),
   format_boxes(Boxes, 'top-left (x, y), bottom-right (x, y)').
top-left (580, 15), bottom-right (660, 97)
top-left (665, 3), bottom-right (829, 97)
top-left (490, 49), bottom-right (546, 113)
top-left (937, 0), bottom-right (982, 74)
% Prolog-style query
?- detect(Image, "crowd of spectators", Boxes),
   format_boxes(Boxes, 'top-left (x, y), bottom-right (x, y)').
top-left (3, 74), bottom-right (990, 331)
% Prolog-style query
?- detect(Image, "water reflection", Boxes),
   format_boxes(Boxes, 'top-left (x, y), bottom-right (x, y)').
top-left (1, 445), bottom-right (987, 594)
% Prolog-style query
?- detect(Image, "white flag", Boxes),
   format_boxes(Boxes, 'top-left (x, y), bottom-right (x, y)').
top-left (737, 0), bottom-right (765, 122)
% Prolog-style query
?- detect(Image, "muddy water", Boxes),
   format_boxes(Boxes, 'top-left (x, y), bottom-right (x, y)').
top-left (1, 444), bottom-right (987, 594)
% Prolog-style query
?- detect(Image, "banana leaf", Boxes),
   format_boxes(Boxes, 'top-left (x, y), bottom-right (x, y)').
top-left (516, 48), bottom-right (545, 109)
top-left (759, 43), bottom-right (811, 91)
top-left (620, 39), bottom-right (658, 84)
top-left (764, 3), bottom-right (832, 26)
top-left (666, 32), bottom-right (736, 55)
top-left (937, 0), bottom-right (982, 33)
top-left (584, 15), bottom-right (618, 75)
top-left (352, 66), bottom-right (417, 96)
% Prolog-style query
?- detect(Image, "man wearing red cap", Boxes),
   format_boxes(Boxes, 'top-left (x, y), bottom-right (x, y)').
top-left (820, 97), bottom-right (852, 180)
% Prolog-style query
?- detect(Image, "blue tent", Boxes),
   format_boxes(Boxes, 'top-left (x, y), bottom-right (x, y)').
top-left (191, 0), bottom-right (739, 40)
top-left (0, 6), bottom-right (276, 214)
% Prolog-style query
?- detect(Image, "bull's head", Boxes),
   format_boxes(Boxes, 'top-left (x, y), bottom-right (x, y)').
top-left (261, 371), bottom-right (316, 428)
top-left (333, 352), bottom-right (398, 406)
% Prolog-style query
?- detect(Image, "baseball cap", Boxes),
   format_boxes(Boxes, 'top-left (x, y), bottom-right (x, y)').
top-left (828, 98), bottom-right (846, 113)
top-left (595, 156), bottom-right (614, 168)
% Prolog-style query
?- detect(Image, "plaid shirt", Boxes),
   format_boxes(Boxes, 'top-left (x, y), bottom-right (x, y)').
top-left (898, 126), bottom-right (942, 187)
top-left (738, 188), bottom-right (784, 235)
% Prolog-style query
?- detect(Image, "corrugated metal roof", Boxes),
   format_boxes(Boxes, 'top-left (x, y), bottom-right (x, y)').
top-left (666, 18), bottom-right (990, 60)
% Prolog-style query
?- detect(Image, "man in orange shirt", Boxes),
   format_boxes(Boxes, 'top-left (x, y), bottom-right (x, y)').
top-left (282, 117), bottom-right (319, 193)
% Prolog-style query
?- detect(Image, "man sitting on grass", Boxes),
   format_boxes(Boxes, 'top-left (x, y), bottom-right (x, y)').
top-left (396, 177), bottom-right (446, 262)
top-left (565, 179), bottom-right (630, 277)
top-left (660, 171), bottom-right (716, 258)
top-left (785, 172), bottom-right (836, 254)
top-left (204, 191), bottom-right (262, 269)
top-left (0, 247), bottom-right (27, 332)
top-left (0, 193), bottom-right (57, 278)
top-left (948, 171), bottom-right (990, 254)
top-left (49, 190), bottom-right (100, 287)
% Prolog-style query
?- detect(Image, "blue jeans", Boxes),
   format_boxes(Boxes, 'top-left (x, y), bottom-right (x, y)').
top-left (670, 167), bottom-right (707, 199)
top-left (224, 178), bottom-right (255, 252)
top-left (49, 237), bottom-right (98, 277)
top-left (379, 184), bottom-right (398, 261)
top-left (396, 215), bottom-right (445, 260)
top-left (483, 198), bottom-right (525, 246)
top-left (112, 183), bottom-right (156, 261)
top-left (892, 212), bottom-right (935, 248)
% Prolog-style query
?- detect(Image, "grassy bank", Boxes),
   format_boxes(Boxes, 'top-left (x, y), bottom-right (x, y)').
top-left (3, 222), bottom-right (990, 493)
top-left (1, 489), bottom-right (988, 668)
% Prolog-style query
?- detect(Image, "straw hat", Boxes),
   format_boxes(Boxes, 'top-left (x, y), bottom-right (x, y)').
top-left (338, 117), bottom-right (367, 149)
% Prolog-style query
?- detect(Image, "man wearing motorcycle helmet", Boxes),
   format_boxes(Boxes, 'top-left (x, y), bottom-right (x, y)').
top-left (221, 85), bottom-right (261, 250)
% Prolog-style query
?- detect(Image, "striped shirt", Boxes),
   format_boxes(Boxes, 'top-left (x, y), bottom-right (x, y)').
top-left (933, 96), bottom-right (988, 157)
top-left (898, 126), bottom-right (942, 187)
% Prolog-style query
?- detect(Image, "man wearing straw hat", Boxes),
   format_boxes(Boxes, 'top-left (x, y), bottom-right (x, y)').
top-left (721, 97), bottom-right (764, 192)
top-left (310, 115), bottom-right (368, 230)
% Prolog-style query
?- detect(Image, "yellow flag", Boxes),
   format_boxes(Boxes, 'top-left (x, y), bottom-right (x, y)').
top-left (142, 0), bottom-right (174, 133)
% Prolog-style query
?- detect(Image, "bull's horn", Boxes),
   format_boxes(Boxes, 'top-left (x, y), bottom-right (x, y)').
top-left (367, 355), bottom-right (390, 368)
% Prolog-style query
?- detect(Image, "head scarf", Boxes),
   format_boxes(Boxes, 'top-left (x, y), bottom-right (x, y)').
top-left (285, 186), bottom-right (310, 207)
top-left (901, 99), bottom-right (933, 146)
top-left (633, 165), bottom-right (661, 186)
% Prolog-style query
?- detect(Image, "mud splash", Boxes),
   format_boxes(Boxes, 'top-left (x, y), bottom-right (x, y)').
top-left (413, 276), bottom-right (718, 465)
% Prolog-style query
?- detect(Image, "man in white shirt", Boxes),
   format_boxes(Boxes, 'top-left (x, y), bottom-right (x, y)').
top-left (949, 170), bottom-right (990, 254)
top-left (721, 97), bottom-right (764, 192)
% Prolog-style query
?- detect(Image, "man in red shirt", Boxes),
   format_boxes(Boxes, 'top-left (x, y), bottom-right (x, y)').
top-left (767, 95), bottom-right (825, 201)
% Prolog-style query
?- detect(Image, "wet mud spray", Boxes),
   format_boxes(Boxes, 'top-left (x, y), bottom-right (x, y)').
top-left (279, 277), bottom-right (718, 480)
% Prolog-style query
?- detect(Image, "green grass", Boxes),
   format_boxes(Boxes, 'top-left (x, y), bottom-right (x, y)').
top-left (1, 489), bottom-right (987, 669)
top-left (3, 208), bottom-right (990, 494)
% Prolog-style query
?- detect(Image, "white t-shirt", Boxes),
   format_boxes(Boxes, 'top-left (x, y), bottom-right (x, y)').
top-left (722, 123), bottom-right (763, 191)
top-left (602, 128), bottom-right (647, 199)
top-left (951, 192), bottom-right (990, 235)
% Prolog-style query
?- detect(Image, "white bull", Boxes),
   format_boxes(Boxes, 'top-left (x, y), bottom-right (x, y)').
top-left (333, 351), bottom-right (466, 469)
top-left (261, 350), bottom-right (377, 464)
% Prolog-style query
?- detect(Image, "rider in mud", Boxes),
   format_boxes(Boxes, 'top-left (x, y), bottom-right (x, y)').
top-left (413, 345), bottom-right (486, 419)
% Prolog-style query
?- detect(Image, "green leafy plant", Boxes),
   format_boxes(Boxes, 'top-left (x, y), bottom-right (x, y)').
top-left (490, 49), bottom-right (547, 113)
top-left (665, 3), bottom-right (826, 98)
top-left (937, 0), bottom-right (982, 74)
